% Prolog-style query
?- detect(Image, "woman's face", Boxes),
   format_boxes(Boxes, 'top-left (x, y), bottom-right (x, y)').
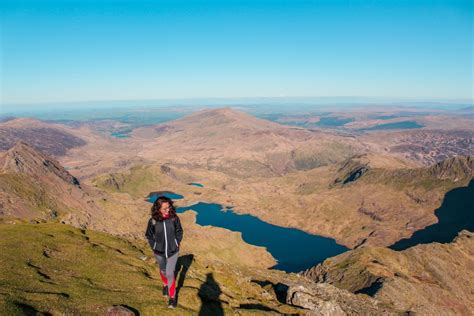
top-left (160, 202), bottom-right (171, 215)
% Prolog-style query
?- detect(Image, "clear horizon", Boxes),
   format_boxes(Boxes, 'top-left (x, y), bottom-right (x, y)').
top-left (1, 0), bottom-right (473, 104)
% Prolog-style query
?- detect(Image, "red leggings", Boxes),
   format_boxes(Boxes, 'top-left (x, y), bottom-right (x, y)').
top-left (155, 251), bottom-right (179, 298)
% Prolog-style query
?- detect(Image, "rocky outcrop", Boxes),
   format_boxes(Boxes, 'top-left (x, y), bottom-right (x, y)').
top-left (106, 306), bottom-right (136, 316)
top-left (331, 155), bottom-right (371, 187)
top-left (102, 173), bottom-right (126, 190)
top-left (2, 141), bottom-right (80, 187)
top-left (284, 282), bottom-right (395, 315)
top-left (427, 155), bottom-right (473, 181)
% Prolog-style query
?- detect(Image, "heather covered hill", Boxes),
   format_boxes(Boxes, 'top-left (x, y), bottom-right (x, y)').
top-left (0, 118), bottom-right (86, 156)
top-left (362, 128), bottom-right (474, 166)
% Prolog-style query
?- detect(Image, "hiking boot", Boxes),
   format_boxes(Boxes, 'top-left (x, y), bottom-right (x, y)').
top-left (168, 297), bottom-right (177, 308)
top-left (162, 285), bottom-right (168, 297)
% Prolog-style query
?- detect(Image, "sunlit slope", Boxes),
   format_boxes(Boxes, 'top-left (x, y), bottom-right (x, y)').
top-left (0, 219), bottom-right (393, 315)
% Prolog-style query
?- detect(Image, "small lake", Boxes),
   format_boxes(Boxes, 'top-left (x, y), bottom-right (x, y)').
top-left (148, 191), bottom-right (184, 200)
top-left (111, 132), bottom-right (131, 138)
top-left (188, 183), bottom-right (204, 187)
top-left (315, 116), bottom-right (355, 127)
top-left (146, 193), bottom-right (348, 272)
top-left (358, 121), bottom-right (424, 131)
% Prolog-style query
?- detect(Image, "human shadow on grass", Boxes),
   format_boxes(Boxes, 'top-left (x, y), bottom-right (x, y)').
top-left (174, 254), bottom-right (194, 303)
top-left (198, 273), bottom-right (224, 316)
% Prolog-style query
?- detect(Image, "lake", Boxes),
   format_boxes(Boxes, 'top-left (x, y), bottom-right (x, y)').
top-left (111, 132), bottom-right (131, 138)
top-left (147, 193), bottom-right (348, 272)
top-left (315, 116), bottom-right (355, 127)
top-left (358, 121), bottom-right (424, 131)
top-left (147, 191), bottom-right (184, 200)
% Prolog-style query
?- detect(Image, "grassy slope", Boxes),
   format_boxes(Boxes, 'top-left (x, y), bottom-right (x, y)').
top-left (0, 219), bottom-right (302, 315)
top-left (0, 173), bottom-right (72, 219)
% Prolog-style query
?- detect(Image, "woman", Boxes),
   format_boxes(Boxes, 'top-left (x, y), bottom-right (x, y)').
top-left (145, 196), bottom-right (184, 308)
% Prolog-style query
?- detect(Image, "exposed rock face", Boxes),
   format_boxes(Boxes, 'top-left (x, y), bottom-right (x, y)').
top-left (427, 155), bottom-right (474, 181)
top-left (284, 282), bottom-right (395, 315)
top-left (331, 155), bottom-right (371, 187)
top-left (102, 173), bottom-right (126, 190)
top-left (2, 141), bottom-right (80, 186)
top-left (301, 230), bottom-right (474, 315)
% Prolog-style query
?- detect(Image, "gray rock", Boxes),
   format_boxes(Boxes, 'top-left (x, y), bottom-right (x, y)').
top-left (106, 305), bottom-right (136, 316)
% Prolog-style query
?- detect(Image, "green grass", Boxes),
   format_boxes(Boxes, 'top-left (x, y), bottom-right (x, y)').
top-left (0, 174), bottom-right (71, 218)
top-left (93, 165), bottom-right (164, 198)
top-left (0, 220), bottom-right (191, 315)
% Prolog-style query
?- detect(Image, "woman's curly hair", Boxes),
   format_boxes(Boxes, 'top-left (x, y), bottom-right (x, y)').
top-left (151, 195), bottom-right (178, 221)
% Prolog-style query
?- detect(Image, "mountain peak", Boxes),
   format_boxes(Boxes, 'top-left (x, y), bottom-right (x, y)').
top-left (2, 141), bottom-right (80, 186)
top-left (171, 107), bottom-right (282, 131)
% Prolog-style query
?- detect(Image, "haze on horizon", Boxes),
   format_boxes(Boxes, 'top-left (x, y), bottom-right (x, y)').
top-left (0, 0), bottom-right (472, 105)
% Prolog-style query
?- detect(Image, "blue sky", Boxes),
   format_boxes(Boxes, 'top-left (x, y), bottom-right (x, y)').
top-left (1, 0), bottom-right (472, 104)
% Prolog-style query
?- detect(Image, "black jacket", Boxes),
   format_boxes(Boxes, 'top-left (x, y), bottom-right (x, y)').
top-left (145, 215), bottom-right (183, 258)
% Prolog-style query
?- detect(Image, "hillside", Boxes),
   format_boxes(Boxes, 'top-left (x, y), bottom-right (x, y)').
top-left (0, 118), bottom-right (87, 156)
top-left (0, 142), bottom-right (102, 222)
top-left (362, 129), bottom-right (474, 166)
top-left (131, 107), bottom-right (366, 177)
top-left (301, 230), bottom-right (474, 315)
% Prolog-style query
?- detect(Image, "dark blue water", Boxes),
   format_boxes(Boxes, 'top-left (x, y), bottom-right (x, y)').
top-left (148, 191), bottom-right (184, 200)
top-left (146, 195), bottom-right (348, 272)
top-left (188, 183), bottom-right (204, 187)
